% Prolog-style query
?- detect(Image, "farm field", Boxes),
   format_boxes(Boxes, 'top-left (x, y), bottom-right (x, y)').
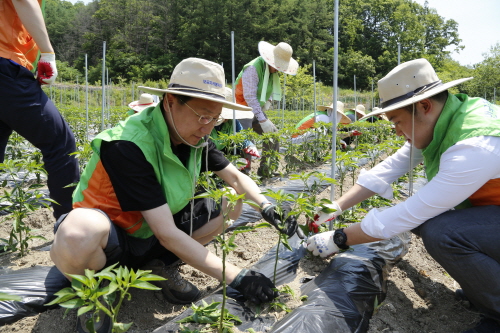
top-left (0, 91), bottom-right (482, 332)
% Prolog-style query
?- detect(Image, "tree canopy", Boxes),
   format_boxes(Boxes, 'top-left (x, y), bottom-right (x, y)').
top-left (45, 0), bottom-right (491, 94)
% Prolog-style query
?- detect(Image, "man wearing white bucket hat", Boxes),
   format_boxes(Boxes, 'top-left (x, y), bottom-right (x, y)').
top-left (234, 41), bottom-right (299, 177)
top-left (210, 87), bottom-right (260, 173)
top-left (51, 58), bottom-right (298, 332)
top-left (127, 93), bottom-right (158, 115)
top-left (306, 58), bottom-right (500, 332)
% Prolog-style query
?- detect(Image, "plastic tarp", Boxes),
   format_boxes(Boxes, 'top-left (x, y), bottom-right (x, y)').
top-left (153, 231), bottom-right (410, 332)
top-left (0, 265), bottom-right (69, 325)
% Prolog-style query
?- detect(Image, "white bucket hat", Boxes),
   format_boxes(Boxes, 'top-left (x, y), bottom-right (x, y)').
top-left (138, 58), bottom-right (251, 111)
top-left (360, 58), bottom-right (473, 120)
top-left (317, 101), bottom-right (351, 124)
top-left (220, 87), bottom-right (254, 120)
top-left (258, 41), bottom-right (299, 75)
top-left (128, 93), bottom-right (158, 112)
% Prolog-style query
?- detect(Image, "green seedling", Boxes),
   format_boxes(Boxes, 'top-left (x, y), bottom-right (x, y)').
top-left (194, 187), bottom-right (269, 333)
top-left (46, 263), bottom-right (165, 333)
top-left (0, 159), bottom-right (54, 256)
top-left (177, 299), bottom-right (242, 333)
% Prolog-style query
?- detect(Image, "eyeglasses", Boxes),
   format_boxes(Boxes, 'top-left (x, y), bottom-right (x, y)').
top-left (184, 101), bottom-right (224, 125)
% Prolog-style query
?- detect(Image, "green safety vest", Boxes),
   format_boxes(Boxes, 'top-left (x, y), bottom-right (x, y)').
top-left (73, 104), bottom-right (203, 238)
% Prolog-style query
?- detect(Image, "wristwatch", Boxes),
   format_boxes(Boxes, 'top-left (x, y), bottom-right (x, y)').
top-left (333, 228), bottom-right (349, 250)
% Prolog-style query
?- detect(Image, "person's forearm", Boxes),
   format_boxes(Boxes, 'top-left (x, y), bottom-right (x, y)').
top-left (159, 228), bottom-right (241, 283)
top-left (336, 184), bottom-right (376, 211)
top-left (12, 0), bottom-right (54, 53)
top-left (344, 223), bottom-right (381, 245)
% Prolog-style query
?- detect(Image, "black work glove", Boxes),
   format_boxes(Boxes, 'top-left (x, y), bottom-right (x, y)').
top-left (261, 204), bottom-right (298, 238)
top-left (229, 269), bottom-right (279, 304)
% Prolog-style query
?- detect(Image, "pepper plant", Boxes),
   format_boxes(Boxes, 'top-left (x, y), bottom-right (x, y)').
top-left (46, 263), bottom-right (165, 333)
top-left (0, 159), bottom-right (54, 256)
top-left (193, 186), bottom-right (270, 332)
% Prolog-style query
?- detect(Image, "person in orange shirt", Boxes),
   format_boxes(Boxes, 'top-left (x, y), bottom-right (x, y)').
top-left (0, 0), bottom-right (79, 219)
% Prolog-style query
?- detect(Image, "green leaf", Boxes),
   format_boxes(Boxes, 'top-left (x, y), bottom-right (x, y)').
top-left (113, 322), bottom-right (133, 333)
top-left (130, 280), bottom-right (161, 290)
top-left (58, 297), bottom-right (85, 309)
top-left (77, 304), bottom-right (94, 316)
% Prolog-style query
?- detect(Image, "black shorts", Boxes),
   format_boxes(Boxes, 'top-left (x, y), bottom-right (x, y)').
top-left (54, 197), bottom-right (221, 269)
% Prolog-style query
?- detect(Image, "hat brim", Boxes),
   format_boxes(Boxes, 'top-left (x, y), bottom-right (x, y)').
top-left (138, 86), bottom-right (252, 111)
top-left (128, 101), bottom-right (157, 112)
top-left (221, 107), bottom-right (254, 120)
top-left (258, 41), bottom-right (298, 75)
top-left (349, 109), bottom-right (366, 119)
top-left (360, 77), bottom-right (473, 121)
top-left (316, 106), bottom-right (351, 124)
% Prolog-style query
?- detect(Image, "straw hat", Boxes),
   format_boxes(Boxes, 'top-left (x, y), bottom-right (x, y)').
top-left (220, 87), bottom-right (254, 120)
top-left (317, 101), bottom-right (351, 124)
top-left (128, 93), bottom-right (158, 112)
top-left (258, 41), bottom-right (299, 75)
top-left (360, 58), bottom-right (473, 120)
top-left (138, 58), bottom-right (251, 111)
top-left (349, 104), bottom-right (366, 119)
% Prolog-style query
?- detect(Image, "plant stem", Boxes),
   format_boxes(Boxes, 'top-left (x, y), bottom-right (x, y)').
top-left (219, 213), bottom-right (227, 333)
top-left (273, 233), bottom-right (281, 285)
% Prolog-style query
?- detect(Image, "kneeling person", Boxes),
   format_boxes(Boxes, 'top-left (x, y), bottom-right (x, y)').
top-left (50, 58), bottom-right (296, 310)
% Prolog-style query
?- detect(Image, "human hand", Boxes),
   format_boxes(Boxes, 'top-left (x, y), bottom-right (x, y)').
top-left (261, 204), bottom-right (298, 237)
top-left (37, 53), bottom-right (58, 85)
top-left (233, 158), bottom-right (250, 171)
top-left (243, 145), bottom-right (260, 159)
top-left (259, 119), bottom-right (277, 133)
top-left (229, 269), bottom-right (278, 304)
top-left (308, 201), bottom-right (342, 233)
top-left (306, 231), bottom-right (339, 257)
top-left (350, 130), bottom-right (362, 136)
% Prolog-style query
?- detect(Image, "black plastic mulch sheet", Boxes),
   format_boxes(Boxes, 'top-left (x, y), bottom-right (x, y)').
top-left (154, 231), bottom-right (410, 333)
top-left (153, 234), bottom-right (307, 332)
top-left (270, 232), bottom-right (411, 333)
top-left (0, 265), bottom-right (69, 325)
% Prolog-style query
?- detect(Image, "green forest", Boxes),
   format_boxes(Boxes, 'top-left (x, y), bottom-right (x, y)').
top-left (46, 0), bottom-right (500, 101)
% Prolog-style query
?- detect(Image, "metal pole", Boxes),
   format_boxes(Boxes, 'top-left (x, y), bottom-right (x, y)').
top-left (354, 75), bottom-right (357, 121)
top-left (85, 54), bottom-right (89, 140)
top-left (371, 79), bottom-right (374, 109)
top-left (313, 60), bottom-right (317, 119)
top-left (231, 31), bottom-right (237, 154)
top-left (282, 74), bottom-right (287, 129)
top-left (101, 41), bottom-right (106, 132)
top-left (397, 42), bottom-right (401, 65)
top-left (330, 0), bottom-right (339, 215)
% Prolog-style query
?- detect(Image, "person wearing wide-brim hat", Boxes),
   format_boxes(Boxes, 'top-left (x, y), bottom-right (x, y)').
top-left (291, 101), bottom-right (353, 145)
top-left (127, 93), bottom-right (159, 115)
top-left (234, 41), bottom-right (299, 177)
top-left (345, 104), bottom-right (366, 122)
top-left (306, 58), bottom-right (500, 332)
top-left (211, 87), bottom-right (259, 173)
top-left (51, 58), bottom-right (299, 321)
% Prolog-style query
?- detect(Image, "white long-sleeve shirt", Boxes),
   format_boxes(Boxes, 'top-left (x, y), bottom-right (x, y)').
top-left (358, 136), bottom-right (500, 239)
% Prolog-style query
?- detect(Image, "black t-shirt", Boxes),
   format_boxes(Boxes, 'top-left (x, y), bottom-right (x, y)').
top-left (100, 139), bottom-right (230, 212)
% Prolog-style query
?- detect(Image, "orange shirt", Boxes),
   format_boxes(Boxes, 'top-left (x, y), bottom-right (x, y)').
top-left (0, 0), bottom-right (42, 70)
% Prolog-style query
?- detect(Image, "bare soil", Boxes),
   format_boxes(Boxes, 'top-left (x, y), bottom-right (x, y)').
top-left (0, 165), bottom-right (481, 333)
